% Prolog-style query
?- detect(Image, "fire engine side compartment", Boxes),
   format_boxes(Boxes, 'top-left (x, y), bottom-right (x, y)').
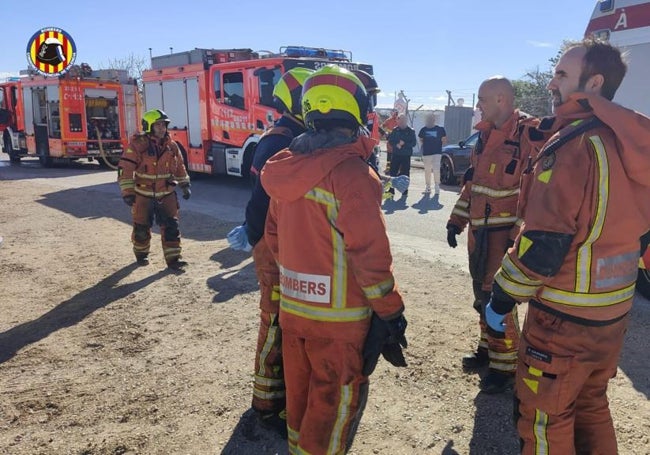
top-left (143, 64), bottom-right (208, 173)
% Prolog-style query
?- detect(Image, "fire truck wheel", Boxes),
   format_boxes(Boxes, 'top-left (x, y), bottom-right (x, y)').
top-left (39, 154), bottom-right (53, 168)
top-left (3, 136), bottom-right (20, 163)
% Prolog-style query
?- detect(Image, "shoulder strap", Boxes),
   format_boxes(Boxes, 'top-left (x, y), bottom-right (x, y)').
top-left (532, 116), bottom-right (604, 167)
top-left (262, 126), bottom-right (294, 140)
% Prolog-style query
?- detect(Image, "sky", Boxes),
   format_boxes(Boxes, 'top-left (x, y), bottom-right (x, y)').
top-left (1, 0), bottom-right (599, 110)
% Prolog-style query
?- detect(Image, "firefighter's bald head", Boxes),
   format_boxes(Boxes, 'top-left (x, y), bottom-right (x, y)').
top-left (477, 76), bottom-right (515, 127)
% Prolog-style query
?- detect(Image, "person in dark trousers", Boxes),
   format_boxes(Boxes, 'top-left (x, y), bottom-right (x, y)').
top-left (387, 114), bottom-right (416, 197)
top-left (226, 67), bottom-right (312, 439)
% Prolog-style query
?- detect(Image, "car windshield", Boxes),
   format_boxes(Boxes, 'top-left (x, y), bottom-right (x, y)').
top-left (465, 132), bottom-right (479, 148)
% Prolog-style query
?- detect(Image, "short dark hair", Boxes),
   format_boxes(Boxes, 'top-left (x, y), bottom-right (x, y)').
top-left (577, 38), bottom-right (627, 100)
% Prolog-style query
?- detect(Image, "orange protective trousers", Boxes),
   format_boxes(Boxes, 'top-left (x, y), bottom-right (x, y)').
top-left (131, 193), bottom-right (181, 265)
top-left (283, 332), bottom-right (368, 455)
top-left (515, 304), bottom-right (628, 454)
top-left (251, 238), bottom-right (284, 414)
top-left (468, 228), bottom-right (519, 373)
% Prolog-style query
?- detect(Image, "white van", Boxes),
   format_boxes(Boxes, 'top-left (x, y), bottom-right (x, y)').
top-left (585, 0), bottom-right (650, 115)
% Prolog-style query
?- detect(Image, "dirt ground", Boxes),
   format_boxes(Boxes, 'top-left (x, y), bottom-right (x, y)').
top-left (0, 175), bottom-right (649, 455)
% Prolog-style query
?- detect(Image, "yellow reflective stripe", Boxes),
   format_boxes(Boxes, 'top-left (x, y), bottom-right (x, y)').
top-left (489, 362), bottom-right (517, 372)
top-left (135, 171), bottom-right (173, 180)
top-left (534, 409), bottom-right (549, 455)
top-left (257, 315), bottom-right (279, 377)
top-left (252, 388), bottom-right (285, 400)
top-left (288, 424), bottom-right (300, 453)
top-left (489, 350), bottom-right (518, 361)
top-left (540, 283), bottom-right (635, 307)
top-left (451, 207), bottom-right (470, 218)
top-left (470, 216), bottom-right (518, 226)
top-left (576, 135), bottom-right (609, 292)
top-left (362, 277), bottom-right (395, 300)
top-left (271, 285), bottom-right (280, 301)
top-left (134, 188), bottom-right (174, 197)
top-left (163, 248), bottom-right (181, 261)
top-left (471, 184), bottom-right (520, 198)
top-left (328, 384), bottom-right (352, 454)
top-left (254, 375), bottom-right (284, 387)
top-left (287, 425), bottom-right (299, 442)
top-left (495, 272), bottom-right (538, 299)
top-left (454, 199), bottom-right (469, 209)
top-left (501, 255), bottom-right (542, 287)
top-left (281, 296), bottom-right (370, 322)
top-left (305, 187), bottom-right (347, 309)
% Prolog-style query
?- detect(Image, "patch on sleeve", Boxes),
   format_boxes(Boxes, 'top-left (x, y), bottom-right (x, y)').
top-left (542, 151), bottom-right (556, 170)
top-left (537, 169), bottom-right (552, 183)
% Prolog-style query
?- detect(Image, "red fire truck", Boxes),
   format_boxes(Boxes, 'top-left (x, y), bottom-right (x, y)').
top-left (141, 46), bottom-right (377, 178)
top-left (0, 66), bottom-right (141, 167)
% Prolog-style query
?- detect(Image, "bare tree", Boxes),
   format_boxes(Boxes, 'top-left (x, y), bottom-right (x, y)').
top-left (100, 53), bottom-right (148, 91)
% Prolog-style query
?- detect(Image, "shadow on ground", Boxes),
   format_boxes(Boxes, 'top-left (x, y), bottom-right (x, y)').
top-left (618, 293), bottom-right (650, 398)
top-left (35, 184), bottom-right (236, 242)
top-left (469, 389), bottom-right (519, 455)
top-left (411, 192), bottom-right (444, 214)
top-left (220, 408), bottom-right (287, 455)
top-left (0, 264), bottom-right (167, 364)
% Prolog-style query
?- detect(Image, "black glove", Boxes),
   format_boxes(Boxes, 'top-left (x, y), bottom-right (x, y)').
top-left (362, 313), bottom-right (408, 376)
top-left (123, 195), bottom-right (135, 206)
top-left (447, 225), bottom-right (460, 248)
top-left (181, 186), bottom-right (191, 200)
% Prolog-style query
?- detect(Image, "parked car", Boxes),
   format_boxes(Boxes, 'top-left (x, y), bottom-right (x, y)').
top-left (440, 132), bottom-right (479, 185)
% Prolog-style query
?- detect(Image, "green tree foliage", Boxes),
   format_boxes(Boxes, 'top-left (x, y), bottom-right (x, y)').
top-left (514, 40), bottom-right (576, 118)
top-left (513, 67), bottom-right (553, 118)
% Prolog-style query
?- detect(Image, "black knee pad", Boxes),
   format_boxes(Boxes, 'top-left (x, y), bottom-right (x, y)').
top-left (163, 219), bottom-right (180, 242)
top-left (133, 223), bottom-right (150, 242)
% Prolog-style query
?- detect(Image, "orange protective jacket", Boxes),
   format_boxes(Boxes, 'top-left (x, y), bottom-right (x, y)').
top-left (448, 110), bottom-right (542, 238)
top-left (118, 133), bottom-right (189, 199)
top-left (492, 93), bottom-right (650, 322)
top-left (261, 133), bottom-right (404, 343)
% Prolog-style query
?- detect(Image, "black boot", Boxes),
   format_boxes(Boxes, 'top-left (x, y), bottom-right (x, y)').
top-left (256, 409), bottom-right (288, 440)
top-left (480, 370), bottom-right (515, 394)
top-left (462, 348), bottom-right (489, 371)
top-left (135, 255), bottom-right (149, 266)
top-left (167, 259), bottom-right (188, 271)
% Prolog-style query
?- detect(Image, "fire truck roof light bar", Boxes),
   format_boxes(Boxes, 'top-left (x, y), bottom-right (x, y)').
top-left (280, 46), bottom-right (352, 61)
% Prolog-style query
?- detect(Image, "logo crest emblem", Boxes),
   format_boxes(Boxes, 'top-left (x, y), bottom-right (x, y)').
top-left (542, 152), bottom-right (556, 170)
top-left (26, 27), bottom-right (77, 76)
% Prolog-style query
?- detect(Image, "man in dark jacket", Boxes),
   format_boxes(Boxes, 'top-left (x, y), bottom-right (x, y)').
top-left (226, 67), bottom-right (312, 439)
top-left (387, 114), bottom-right (416, 197)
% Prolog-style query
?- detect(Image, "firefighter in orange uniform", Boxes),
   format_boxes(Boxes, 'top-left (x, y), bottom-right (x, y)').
top-left (486, 40), bottom-right (650, 454)
top-left (446, 77), bottom-right (542, 393)
top-left (261, 65), bottom-right (407, 454)
top-left (226, 67), bottom-right (312, 438)
top-left (118, 109), bottom-right (191, 270)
